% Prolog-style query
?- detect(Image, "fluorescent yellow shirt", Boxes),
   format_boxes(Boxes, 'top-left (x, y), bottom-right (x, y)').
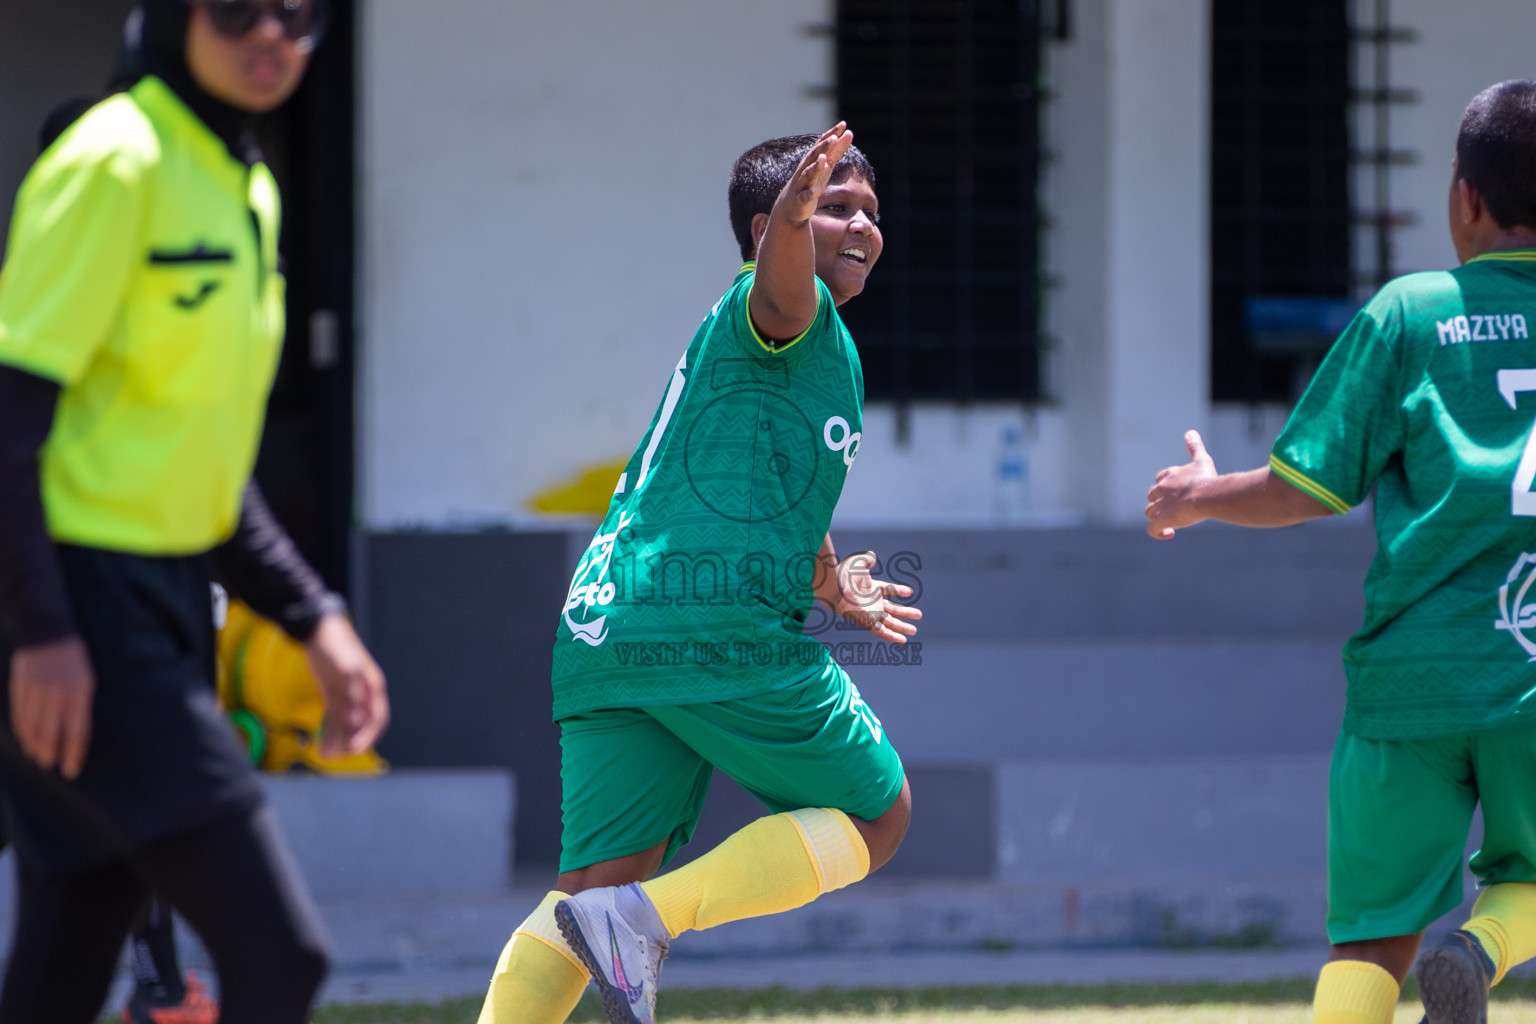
top-left (0, 76), bottom-right (284, 554)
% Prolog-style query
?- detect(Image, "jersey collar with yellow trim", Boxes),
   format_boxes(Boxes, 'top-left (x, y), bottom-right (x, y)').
top-left (738, 261), bottom-right (821, 354)
top-left (1467, 248), bottom-right (1536, 264)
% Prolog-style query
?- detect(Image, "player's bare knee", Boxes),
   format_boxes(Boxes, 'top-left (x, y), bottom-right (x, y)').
top-left (558, 842), bottom-right (669, 894)
top-left (857, 777), bottom-right (912, 873)
top-left (1329, 932), bottom-right (1423, 983)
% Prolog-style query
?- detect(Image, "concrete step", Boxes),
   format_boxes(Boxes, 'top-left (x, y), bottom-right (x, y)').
top-left (0, 768), bottom-right (515, 964)
top-left (682, 753), bottom-right (1336, 884)
top-left (18, 875), bottom-right (1493, 1010)
top-left (275, 877), bottom-right (1339, 973)
top-left (633, 877), bottom-right (1335, 958)
top-left (263, 769), bottom-right (515, 901)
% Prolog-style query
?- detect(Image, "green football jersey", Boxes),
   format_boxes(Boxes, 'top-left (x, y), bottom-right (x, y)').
top-left (551, 264), bottom-right (866, 719)
top-left (1272, 250), bottom-right (1536, 739)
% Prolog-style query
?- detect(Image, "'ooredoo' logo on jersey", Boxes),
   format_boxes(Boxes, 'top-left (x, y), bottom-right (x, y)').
top-left (824, 416), bottom-right (861, 468)
top-left (563, 511), bottom-right (633, 647)
top-left (1494, 552), bottom-right (1536, 660)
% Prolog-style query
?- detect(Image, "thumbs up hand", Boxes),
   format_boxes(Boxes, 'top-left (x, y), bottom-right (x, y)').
top-left (1145, 430), bottom-right (1218, 540)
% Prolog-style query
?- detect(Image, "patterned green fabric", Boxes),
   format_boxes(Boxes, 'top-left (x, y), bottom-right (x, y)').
top-left (1273, 251), bottom-right (1536, 739)
top-left (552, 265), bottom-right (865, 719)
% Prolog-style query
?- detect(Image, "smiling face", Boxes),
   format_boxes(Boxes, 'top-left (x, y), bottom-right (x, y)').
top-left (185, 3), bottom-right (312, 113)
top-left (810, 173), bottom-right (883, 305)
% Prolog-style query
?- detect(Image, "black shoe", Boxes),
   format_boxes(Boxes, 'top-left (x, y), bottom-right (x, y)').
top-left (1416, 929), bottom-right (1494, 1024)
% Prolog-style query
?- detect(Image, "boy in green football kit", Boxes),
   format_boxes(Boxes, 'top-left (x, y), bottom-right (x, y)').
top-left (1146, 81), bottom-right (1536, 1024)
top-left (478, 124), bottom-right (920, 1024)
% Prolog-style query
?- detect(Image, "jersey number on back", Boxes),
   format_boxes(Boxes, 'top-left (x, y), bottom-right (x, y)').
top-left (1499, 369), bottom-right (1536, 516)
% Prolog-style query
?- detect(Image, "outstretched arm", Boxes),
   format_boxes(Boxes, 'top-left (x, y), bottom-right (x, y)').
top-left (1144, 430), bottom-right (1333, 539)
top-left (749, 124), bottom-right (853, 341)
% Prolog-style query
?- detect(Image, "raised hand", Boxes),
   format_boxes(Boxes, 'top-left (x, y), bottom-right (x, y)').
top-left (1145, 430), bottom-right (1218, 539)
top-left (750, 122), bottom-right (860, 340)
top-left (828, 550), bottom-right (922, 644)
top-left (774, 122), bottom-right (854, 227)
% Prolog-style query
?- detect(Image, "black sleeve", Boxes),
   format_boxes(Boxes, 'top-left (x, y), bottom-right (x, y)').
top-left (210, 482), bottom-right (344, 643)
top-left (0, 366), bottom-right (77, 647)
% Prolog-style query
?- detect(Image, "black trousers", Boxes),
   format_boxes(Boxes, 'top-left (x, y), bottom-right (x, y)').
top-left (0, 546), bottom-right (264, 868)
top-left (0, 546), bottom-right (330, 1022)
top-left (0, 803), bottom-right (329, 1024)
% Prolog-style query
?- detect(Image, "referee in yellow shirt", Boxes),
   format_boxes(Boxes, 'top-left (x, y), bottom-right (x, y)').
top-left (0, 3), bottom-right (388, 1022)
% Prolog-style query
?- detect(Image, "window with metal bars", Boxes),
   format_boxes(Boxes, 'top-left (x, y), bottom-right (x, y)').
top-left (1211, 0), bottom-right (1352, 403)
top-left (835, 0), bottom-right (1042, 403)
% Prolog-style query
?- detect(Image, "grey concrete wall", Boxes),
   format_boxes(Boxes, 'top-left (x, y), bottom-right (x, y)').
top-left (671, 764), bottom-right (997, 881)
top-left (362, 524), bottom-right (1377, 874)
top-left (263, 769), bottom-right (514, 901)
top-left (359, 530), bottom-right (570, 868)
top-left (0, 769), bottom-right (517, 966)
top-left (824, 525), bottom-right (1374, 642)
top-left (995, 755), bottom-right (1329, 883)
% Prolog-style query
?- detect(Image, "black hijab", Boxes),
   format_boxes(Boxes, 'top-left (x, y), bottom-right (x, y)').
top-left (114, 0), bottom-right (265, 166)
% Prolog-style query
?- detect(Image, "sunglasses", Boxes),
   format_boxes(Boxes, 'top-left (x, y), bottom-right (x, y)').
top-left (197, 0), bottom-right (326, 47)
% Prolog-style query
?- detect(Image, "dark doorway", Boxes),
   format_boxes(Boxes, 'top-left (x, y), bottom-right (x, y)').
top-left (253, 0), bottom-right (357, 593)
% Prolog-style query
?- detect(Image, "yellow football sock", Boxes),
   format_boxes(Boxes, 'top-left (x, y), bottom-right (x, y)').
top-left (477, 891), bottom-right (589, 1024)
top-left (641, 808), bottom-right (870, 939)
top-left (1465, 880), bottom-right (1536, 986)
top-left (1311, 959), bottom-right (1399, 1024)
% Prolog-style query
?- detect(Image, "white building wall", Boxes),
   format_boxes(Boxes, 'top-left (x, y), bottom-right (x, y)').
top-left (360, 0), bottom-right (834, 528)
top-left (1101, 0), bottom-right (1210, 522)
top-left (1376, 0), bottom-right (1536, 276)
top-left (361, 0), bottom-right (1536, 532)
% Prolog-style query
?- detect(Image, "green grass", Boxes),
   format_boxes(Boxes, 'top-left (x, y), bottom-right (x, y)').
top-left (305, 976), bottom-right (1536, 1023)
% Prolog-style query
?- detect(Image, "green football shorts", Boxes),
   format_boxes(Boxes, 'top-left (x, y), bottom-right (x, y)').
top-left (557, 664), bottom-right (905, 874)
top-left (1327, 723), bottom-right (1536, 943)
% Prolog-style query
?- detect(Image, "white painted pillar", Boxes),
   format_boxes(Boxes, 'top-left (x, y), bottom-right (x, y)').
top-left (1052, 0), bottom-right (1211, 524)
top-left (1100, 0), bottom-right (1211, 523)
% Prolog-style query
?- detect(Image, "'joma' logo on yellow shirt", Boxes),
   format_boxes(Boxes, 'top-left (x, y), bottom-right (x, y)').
top-left (173, 281), bottom-right (222, 310)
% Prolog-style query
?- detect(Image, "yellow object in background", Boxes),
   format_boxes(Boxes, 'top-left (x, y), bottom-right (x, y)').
top-left (527, 459), bottom-right (629, 517)
top-left (217, 599), bottom-right (386, 775)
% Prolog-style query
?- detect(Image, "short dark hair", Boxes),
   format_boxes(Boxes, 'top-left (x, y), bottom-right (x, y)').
top-left (728, 134), bottom-right (877, 262)
top-left (1457, 80), bottom-right (1536, 230)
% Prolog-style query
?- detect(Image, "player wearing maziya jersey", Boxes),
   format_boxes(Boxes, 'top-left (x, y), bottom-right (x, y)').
top-left (478, 125), bottom-right (921, 1024)
top-left (1146, 81), bottom-right (1536, 1024)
